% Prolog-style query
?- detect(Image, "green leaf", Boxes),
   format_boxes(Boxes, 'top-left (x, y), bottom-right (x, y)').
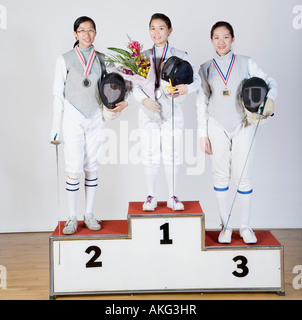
top-left (107, 47), bottom-right (132, 59)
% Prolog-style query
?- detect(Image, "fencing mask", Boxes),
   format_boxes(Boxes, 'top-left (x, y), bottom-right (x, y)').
top-left (241, 77), bottom-right (269, 125)
top-left (99, 72), bottom-right (126, 109)
top-left (161, 56), bottom-right (193, 101)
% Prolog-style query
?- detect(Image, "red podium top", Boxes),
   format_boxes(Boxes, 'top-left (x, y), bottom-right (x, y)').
top-left (51, 220), bottom-right (128, 238)
top-left (205, 230), bottom-right (282, 248)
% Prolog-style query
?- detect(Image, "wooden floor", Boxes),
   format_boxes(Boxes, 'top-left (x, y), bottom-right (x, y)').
top-left (0, 229), bottom-right (301, 300)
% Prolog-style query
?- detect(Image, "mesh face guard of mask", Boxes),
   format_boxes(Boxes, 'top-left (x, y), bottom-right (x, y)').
top-left (241, 77), bottom-right (269, 113)
top-left (99, 73), bottom-right (126, 109)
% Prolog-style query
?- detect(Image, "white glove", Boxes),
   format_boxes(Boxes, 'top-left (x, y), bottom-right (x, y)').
top-left (245, 98), bottom-right (275, 126)
top-left (142, 98), bottom-right (161, 113)
top-left (102, 105), bottom-right (120, 121)
top-left (262, 97), bottom-right (274, 117)
top-left (50, 112), bottom-right (62, 142)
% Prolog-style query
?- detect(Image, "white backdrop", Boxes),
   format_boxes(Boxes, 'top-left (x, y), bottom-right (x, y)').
top-left (0, 0), bottom-right (301, 232)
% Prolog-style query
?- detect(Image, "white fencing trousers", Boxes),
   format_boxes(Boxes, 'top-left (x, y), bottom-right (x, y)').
top-left (138, 101), bottom-right (184, 167)
top-left (208, 117), bottom-right (256, 227)
top-left (208, 117), bottom-right (256, 192)
top-left (63, 101), bottom-right (105, 176)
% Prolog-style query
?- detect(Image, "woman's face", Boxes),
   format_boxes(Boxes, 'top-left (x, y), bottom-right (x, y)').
top-left (211, 26), bottom-right (234, 56)
top-left (74, 21), bottom-right (96, 49)
top-left (149, 19), bottom-right (172, 47)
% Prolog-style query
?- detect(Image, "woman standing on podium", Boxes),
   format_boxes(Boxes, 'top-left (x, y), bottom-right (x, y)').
top-left (132, 13), bottom-right (201, 212)
top-left (196, 21), bottom-right (277, 244)
top-left (50, 16), bottom-right (128, 235)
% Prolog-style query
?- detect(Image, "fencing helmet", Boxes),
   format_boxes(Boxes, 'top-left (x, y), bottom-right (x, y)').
top-left (241, 77), bottom-right (269, 113)
top-left (161, 56), bottom-right (193, 101)
top-left (99, 72), bottom-right (126, 109)
top-left (241, 77), bottom-right (270, 125)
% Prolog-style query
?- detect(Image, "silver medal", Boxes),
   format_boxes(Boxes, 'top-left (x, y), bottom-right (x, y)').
top-left (83, 78), bottom-right (91, 87)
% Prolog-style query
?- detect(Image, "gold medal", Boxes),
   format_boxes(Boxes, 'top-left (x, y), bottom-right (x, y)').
top-left (222, 88), bottom-right (231, 97)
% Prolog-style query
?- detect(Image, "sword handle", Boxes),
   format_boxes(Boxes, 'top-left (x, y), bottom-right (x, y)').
top-left (51, 133), bottom-right (61, 145)
top-left (259, 97), bottom-right (268, 115)
top-left (51, 140), bottom-right (61, 145)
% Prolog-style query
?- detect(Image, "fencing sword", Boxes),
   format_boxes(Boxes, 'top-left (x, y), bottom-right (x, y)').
top-left (166, 79), bottom-right (179, 210)
top-left (172, 94), bottom-right (175, 210)
top-left (224, 99), bottom-right (268, 233)
top-left (51, 134), bottom-right (62, 264)
top-left (51, 134), bottom-right (61, 207)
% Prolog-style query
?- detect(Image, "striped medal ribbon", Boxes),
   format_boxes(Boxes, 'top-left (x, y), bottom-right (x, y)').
top-left (152, 41), bottom-right (169, 99)
top-left (75, 45), bottom-right (96, 88)
top-left (212, 53), bottom-right (235, 97)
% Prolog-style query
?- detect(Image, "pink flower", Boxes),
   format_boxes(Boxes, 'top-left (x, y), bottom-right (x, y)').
top-left (128, 41), bottom-right (141, 55)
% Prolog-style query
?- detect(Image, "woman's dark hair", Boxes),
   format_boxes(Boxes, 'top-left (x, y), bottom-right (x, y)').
top-left (73, 16), bottom-right (96, 48)
top-left (149, 13), bottom-right (172, 29)
top-left (210, 21), bottom-right (234, 39)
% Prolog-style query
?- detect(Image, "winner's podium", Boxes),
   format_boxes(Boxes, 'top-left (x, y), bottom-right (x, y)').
top-left (49, 201), bottom-right (284, 299)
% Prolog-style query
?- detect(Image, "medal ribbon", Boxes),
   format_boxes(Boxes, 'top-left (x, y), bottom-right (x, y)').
top-left (75, 46), bottom-right (96, 76)
top-left (212, 54), bottom-right (235, 86)
top-left (152, 41), bottom-right (169, 86)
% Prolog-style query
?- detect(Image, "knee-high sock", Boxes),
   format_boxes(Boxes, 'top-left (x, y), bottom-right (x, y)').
top-left (85, 171), bottom-right (98, 215)
top-left (165, 164), bottom-right (180, 198)
top-left (237, 189), bottom-right (253, 226)
top-left (214, 187), bottom-right (230, 227)
top-left (144, 165), bottom-right (159, 197)
top-left (66, 176), bottom-right (80, 218)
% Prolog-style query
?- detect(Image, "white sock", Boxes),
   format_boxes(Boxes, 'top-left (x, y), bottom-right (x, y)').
top-left (66, 176), bottom-right (80, 218)
top-left (85, 171), bottom-right (98, 215)
top-left (237, 189), bottom-right (253, 226)
top-left (164, 164), bottom-right (180, 199)
top-left (144, 166), bottom-right (159, 197)
top-left (214, 187), bottom-right (230, 228)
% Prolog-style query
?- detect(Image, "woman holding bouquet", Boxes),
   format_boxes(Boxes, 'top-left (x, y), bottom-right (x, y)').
top-left (50, 16), bottom-right (128, 234)
top-left (133, 13), bottom-right (201, 211)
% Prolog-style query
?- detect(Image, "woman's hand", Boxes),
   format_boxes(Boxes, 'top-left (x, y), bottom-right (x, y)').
top-left (200, 137), bottom-right (212, 155)
top-left (111, 100), bottom-right (128, 113)
top-left (175, 84), bottom-right (188, 96)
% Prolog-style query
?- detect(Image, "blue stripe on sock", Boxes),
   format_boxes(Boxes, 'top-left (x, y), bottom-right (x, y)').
top-left (66, 181), bottom-right (80, 186)
top-left (237, 189), bottom-right (253, 195)
top-left (66, 188), bottom-right (80, 192)
top-left (214, 186), bottom-right (229, 192)
top-left (85, 178), bottom-right (98, 182)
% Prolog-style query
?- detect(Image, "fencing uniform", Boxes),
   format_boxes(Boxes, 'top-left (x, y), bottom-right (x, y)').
top-left (133, 43), bottom-right (201, 208)
top-left (53, 46), bottom-right (106, 176)
top-left (52, 45), bottom-right (106, 228)
top-left (197, 50), bottom-right (277, 231)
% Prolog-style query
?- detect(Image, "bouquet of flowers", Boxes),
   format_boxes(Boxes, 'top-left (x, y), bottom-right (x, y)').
top-left (106, 37), bottom-right (155, 100)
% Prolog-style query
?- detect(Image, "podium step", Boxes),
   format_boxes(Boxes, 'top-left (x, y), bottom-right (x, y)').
top-left (51, 220), bottom-right (128, 239)
top-left (128, 201), bottom-right (204, 216)
top-left (49, 201), bottom-right (284, 298)
top-left (205, 230), bottom-right (282, 249)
